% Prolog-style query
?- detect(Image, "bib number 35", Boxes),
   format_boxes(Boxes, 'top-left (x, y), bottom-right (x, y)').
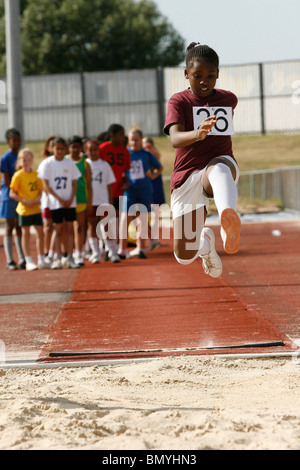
top-left (193, 106), bottom-right (234, 135)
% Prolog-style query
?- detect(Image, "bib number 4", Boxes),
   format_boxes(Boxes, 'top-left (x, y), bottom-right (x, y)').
top-left (193, 106), bottom-right (234, 135)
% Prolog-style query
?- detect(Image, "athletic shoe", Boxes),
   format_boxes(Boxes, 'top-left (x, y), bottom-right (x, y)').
top-left (89, 253), bottom-right (100, 264)
top-left (220, 208), bottom-right (241, 254)
top-left (129, 247), bottom-right (147, 259)
top-left (51, 259), bottom-right (62, 269)
top-left (200, 228), bottom-right (222, 278)
top-left (61, 255), bottom-right (68, 267)
top-left (118, 250), bottom-right (130, 260)
top-left (84, 249), bottom-right (92, 259)
top-left (43, 256), bottom-right (53, 267)
top-left (7, 261), bottom-right (17, 271)
top-left (18, 260), bottom-right (26, 270)
top-left (38, 259), bottom-right (49, 269)
top-left (149, 239), bottom-right (161, 251)
top-left (128, 247), bottom-right (140, 258)
top-left (67, 258), bottom-right (80, 269)
top-left (26, 261), bottom-right (38, 271)
top-left (74, 253), bottom-right (84, 266)
top-left (110, 253), bottom-right (120, 263)
top-left (137, 250), bottom-right (147, 259)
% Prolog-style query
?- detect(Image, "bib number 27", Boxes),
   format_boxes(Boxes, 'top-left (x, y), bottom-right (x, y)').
top-left (193, 106), bottom-right (234, 135)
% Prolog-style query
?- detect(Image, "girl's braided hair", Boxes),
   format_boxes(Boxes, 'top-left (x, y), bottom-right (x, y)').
top-left (185, 42), bottom-right (219, 68)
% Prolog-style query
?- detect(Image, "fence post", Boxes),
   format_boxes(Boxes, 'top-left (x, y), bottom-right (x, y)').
top-left (80, 72), bottom-right (87, 137)
top-left (258, 63), bottom-right (265, 135)
top-left (5, 0), bottom-right (23, 139)
top-left (156, 67), bottom-right (165, 136)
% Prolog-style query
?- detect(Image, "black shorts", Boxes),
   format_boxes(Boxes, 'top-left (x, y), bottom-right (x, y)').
top-left (51, 208), bottom-right (77, 224)
top-left (113, 197), bottom-right (120, 211)
top-left (18, 213), bottom-right (43, 227)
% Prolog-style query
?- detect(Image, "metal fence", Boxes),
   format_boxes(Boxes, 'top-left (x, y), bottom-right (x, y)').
top-left (237, 166), bottom-right (300, 212)
top-left (0, 59), bottom-right (300, 141)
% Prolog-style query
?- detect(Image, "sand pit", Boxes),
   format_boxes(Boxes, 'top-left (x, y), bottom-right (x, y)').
top-left (1, 355), bottom-right (300, 450)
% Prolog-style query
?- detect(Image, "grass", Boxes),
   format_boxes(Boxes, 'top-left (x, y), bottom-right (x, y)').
top-left (1, 133), bottom-right (300, 212)
top-left (151, 133), bottom-right (300, 174)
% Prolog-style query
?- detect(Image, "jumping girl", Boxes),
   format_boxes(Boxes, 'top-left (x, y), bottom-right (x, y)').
top-left (164, 42), bottom-right (241, 278)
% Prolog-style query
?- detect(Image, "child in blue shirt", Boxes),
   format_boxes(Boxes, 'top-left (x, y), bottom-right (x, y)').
top-left (0, 128), bottom-right (25, 270)
top-left (118, 127), bottom-right (162, 259)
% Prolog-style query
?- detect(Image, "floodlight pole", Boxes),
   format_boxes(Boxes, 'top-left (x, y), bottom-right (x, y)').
top-left (5, 0), bottom-right (23, 138)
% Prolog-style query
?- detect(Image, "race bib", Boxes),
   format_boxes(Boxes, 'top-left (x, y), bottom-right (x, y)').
top-left (193, 106), bottom-right (234, 135)
top-left (129, 159), bottom-right (145, 180)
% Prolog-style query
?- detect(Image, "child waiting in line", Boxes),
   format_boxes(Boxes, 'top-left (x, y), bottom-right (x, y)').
top-left (67, 135), bottom-right (92, 266)
top-left (99, 124), bottom-right (131, 260)
top-left (38, 137), bottom-right (81, 269)
top-left (0, 128), bottom-right (25, 270)
top-left (9, 148), bottom-right (46, 271)
top-left (142, 136), bottom-right (166, 250)
top-left (39, 135), bottom-right (55, 256)
top-left (85, 140), bottom-right (117, 263)
top-left (118, 127), bottom-right (162, 259)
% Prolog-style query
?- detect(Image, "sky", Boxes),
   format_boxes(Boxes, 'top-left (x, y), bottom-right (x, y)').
top-left (154, 0), bottom-right (300, 66)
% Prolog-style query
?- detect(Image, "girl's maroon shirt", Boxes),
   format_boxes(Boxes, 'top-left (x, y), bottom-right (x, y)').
top-left (164, 88), bottom-right (238, 191)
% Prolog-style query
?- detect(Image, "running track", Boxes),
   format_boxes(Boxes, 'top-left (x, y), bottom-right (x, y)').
top-left (1, 213), bottom-right (300, 366)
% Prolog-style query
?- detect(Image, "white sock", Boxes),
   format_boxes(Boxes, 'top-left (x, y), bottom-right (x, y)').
top-left (3, 236), bottom-right (13, 263)
top-left (105, 238), bottom-right (118, 255)
top-left (208, 163), bottom-right (237, 215)
top-left (14, 236), bottom-right (25, 262)
top-left (25, 256), bottom-right (33, 263)
top-left (89, 237), bottom-right (99, 255)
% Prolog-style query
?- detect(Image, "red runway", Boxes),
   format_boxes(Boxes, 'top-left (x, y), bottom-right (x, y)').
top-left (1, 216), bottom-right (300, 365)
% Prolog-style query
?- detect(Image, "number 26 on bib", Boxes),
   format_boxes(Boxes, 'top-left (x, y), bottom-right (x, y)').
top-left (193, 106), bottom-right (234, 135)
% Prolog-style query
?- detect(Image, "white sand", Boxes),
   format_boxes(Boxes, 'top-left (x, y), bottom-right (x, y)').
top-left (1, 355), bottom-right (300, 450)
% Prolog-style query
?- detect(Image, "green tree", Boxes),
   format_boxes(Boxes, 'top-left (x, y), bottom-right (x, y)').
top-left (0, 0), bottom-right (185, 75)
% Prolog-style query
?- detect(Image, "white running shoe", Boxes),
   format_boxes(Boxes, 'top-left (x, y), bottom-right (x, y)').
top-left (74, 253), bottom-right (84, 266)
top-left (43, 256), bottom-right (53, 267)
top-left (200, 228), bottom-right (222, 278)
top-left (220, 208), bottom-right (241, 254)
top-left (51, 259), bottom-right (62, 270)
top-left (110, 253), bottom-right (120, 263)
top-left (38, 259), bottom-right (49, 269)
top-left (67, 257), bottom-right (80, 269)
top-left (26, 261), bottom-right (38, 271)
top-left (89, 253), bottom-right (100, 264)
top-left (61, 255), bottom-right (68, 267)
top-left (128, 247), bottom-right (140, 258)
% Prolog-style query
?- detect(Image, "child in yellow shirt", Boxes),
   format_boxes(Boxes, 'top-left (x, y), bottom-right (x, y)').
top-left (9, 148), bottom-right (47, 271)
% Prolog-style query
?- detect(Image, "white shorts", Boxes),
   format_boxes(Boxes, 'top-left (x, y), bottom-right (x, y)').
top-left (171, 155), bottom-right (239, 219)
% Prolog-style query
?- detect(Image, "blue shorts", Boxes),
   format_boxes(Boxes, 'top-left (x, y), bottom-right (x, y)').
top-left (152, 175), bottom-right (165, 205)
top-left (122, 187), bottom-right (152, 214)
top-left (0, 199), bottom-right (18, 219)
